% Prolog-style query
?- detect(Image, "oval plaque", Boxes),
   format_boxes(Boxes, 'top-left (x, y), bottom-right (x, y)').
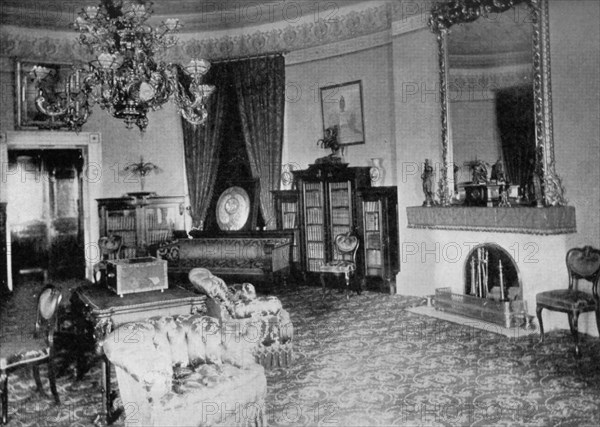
top-left (216, 186), bottom-right (251, 231)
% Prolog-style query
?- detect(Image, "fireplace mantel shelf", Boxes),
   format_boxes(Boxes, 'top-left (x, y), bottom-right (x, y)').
top-left (406, 206), bottom-right (576, 235)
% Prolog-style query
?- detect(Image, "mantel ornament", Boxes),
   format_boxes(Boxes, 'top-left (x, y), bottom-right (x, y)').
top-left (427, 0), bottom-right (567, 207)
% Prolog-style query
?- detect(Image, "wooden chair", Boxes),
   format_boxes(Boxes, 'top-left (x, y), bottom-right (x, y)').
top-left (536, 246), bottom-right (600, 357)
top-left (93, 235), bottom-right (122, 284)
top-left (319, 230), bottom-right (361, 299)
top-left (1, 285), bottom-right (62, 424)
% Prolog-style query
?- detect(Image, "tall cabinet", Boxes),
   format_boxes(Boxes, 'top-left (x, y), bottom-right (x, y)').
top-left (357, 187), bottom-right (400, 292)
top-left (272, 164), bottom-right (400, 292)
top-left (272, 190), bottom-right (300, 271)
top-left (293, 163), bottom-right (371, 277)
top-left (1, 203), bottom-right (7, 292)
top-left (97, 194), bottom-right (186, 258)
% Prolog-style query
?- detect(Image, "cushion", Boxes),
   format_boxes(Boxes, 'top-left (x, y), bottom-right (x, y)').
top-left (536, 289), bottom-right (596, 311)
top-left (0, 335), bottom-right (49, 369)
top-left (155, 363), bottom-right (266, 427)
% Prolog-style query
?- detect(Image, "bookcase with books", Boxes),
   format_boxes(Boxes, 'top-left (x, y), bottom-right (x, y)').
top-left (357, 187), bottom-right (399, 292)
top-left (97, 194), bottom-right (185, 259)
top-left (272, 190), bottom-right (300, 269)
top-left (292, 163), bottom-right (371, 279)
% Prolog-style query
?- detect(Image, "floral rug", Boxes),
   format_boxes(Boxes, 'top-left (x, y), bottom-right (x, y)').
top-left (2, 281), bottom-right (600, 426)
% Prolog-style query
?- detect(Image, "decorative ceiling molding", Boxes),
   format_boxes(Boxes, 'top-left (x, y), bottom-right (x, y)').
top-left (391, 14), bottom-right (429, 37)
top-left (1, 3), bottom-right (393, 64)
top-left (286, 30), bottom-right (391, 65)
top-left (448, 63), bottom-right (532, 101)
top-left (449, 51), bottom-right (531, 69)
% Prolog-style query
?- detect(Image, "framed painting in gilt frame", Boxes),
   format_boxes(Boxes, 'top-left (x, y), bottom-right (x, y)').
top-left (320, 80), bottom-right (365, 146)
top-left (15, 60), bottom-right (74, 129)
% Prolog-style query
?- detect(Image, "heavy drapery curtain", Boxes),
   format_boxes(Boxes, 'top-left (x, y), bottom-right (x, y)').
top-left (231, 55), bottom-right (285, 229)
top-left (182, 64), bottom-right (229, 228)
top-left (496, 85), bottom-right (536, 195)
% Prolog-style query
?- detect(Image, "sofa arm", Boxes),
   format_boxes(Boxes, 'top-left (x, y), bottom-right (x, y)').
top-left (103, 322), bottom-right (173, 399)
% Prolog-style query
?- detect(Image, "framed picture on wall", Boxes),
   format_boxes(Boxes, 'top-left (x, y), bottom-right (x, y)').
top-left (320, 80), bottom-right (365, 146)
top-left (15, 60), bottom-right (74, 129)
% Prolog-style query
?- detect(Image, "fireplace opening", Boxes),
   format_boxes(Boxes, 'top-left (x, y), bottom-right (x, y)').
top-left (464, 243), bottom-right (521, 301)
top-left (434, 244), bottom-right (533, 329)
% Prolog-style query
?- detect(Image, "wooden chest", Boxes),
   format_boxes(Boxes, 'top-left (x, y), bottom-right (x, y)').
top-left (106, 257), bottom-right (168, 297)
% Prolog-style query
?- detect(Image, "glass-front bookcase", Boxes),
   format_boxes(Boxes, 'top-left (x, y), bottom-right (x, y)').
top-left (293, 163), bottom-right (371, 278)
top-left (98, 194), bottom-right (185, 258)
top-left (357, 187), bottom-right (399, 292)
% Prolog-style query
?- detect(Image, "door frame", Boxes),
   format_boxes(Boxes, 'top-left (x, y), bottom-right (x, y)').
top-left (1, 131), bottom-right (102, 285)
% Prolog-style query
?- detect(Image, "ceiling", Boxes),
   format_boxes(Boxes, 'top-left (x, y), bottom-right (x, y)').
top-left (448, 3), bottom-right (533, 68)
top-left (0, 0), bottom-right (368, 32)
top-left (1, 0), bottom-right (534, 61)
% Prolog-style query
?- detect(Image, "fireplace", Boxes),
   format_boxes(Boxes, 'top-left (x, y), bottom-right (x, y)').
top-left (435, 243), bottom-right (532, 329)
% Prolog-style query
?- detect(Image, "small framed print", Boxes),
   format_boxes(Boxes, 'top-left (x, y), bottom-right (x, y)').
top-left (320, 80), bottom-right (365, 146)
top-left (15, 60), bottom-right (74, 129)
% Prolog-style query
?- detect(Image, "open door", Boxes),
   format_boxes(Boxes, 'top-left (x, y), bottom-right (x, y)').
top-left (7, 149), bottom-right (85, 282)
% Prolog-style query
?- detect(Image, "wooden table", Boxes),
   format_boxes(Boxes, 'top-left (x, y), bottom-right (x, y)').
top-left (71, 285), bottom-right (206, 425)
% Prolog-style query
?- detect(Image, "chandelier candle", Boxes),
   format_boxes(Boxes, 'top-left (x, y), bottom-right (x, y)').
top-left (33, 0), bottom-right (217, 131)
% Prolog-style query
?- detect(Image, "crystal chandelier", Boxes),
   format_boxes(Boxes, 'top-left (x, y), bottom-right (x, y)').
top-left (36, 0), bottom-right (215, 132)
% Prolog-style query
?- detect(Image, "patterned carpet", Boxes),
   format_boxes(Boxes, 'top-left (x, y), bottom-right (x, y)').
top-left (2, 280), bottom-right (600, 426)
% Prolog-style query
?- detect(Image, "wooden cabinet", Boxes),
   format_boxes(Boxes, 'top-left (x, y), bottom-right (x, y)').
top-left (1, 203), bottom-right (7, 292)
top-left (97, 194), bottom-right (185, 258)
top-left (357, 187), bottom-right (400, 292)
top-left (293, 163), bottom-right (371, 277)
top-left (272, 165), bottom-right (400, 291)
top-left (271, 190), bottom-right (300, 269)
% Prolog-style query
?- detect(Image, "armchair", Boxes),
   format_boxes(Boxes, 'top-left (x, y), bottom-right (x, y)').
top-left (102, 314), bottom-right (267, 427)
top-left (188, 268), bottom-right (293, 369)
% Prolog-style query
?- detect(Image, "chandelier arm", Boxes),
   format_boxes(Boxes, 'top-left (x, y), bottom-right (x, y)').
top-left (35, 0), bottom-right (214, 131)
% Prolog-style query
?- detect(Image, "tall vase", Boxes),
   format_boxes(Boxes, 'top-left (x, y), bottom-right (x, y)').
top-left (369, 158), bottom-right (385, 187)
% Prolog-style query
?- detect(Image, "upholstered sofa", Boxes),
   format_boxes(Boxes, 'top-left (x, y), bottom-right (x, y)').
top-left (188, 268), bottom-right (294, 369)
top-left (102, 314), bottom-right (266, 427)
top-left (150, 231), bottom-right (293, 287)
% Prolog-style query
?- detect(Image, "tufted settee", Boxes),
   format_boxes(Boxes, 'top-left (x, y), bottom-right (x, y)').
top-left (150, 231), bottom-right (293, 287)
top-left (102, 314), bottom-right (267, 427)
top-left (188, 268), bottom-right (294, 369)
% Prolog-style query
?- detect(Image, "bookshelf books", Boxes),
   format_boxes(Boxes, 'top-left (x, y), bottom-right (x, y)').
top-left (98, 194), bottom-right (185, 259)
top-left (293, 163), bottom-right (371, 278)
top-left (357, 187), bottom-right (399, 292)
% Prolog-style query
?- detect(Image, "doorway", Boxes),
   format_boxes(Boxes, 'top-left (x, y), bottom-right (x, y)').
top-left (7, 149), bottom-right (85, 281)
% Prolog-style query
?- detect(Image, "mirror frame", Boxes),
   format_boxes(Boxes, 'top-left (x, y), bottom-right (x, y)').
top-left (428, 0), bottom-right (566, 206)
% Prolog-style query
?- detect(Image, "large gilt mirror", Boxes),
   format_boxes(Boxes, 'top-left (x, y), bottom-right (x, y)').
top-left (429, 0), bottom-right (566, 207)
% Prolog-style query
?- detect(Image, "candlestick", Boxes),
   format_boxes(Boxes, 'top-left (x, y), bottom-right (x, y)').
top-left (471, 258), bottom-right (476, 296)
top-left (477, 248), bottom-right (483, 298)
top-left (483, 249), bottom-right (488, 298)
top-left (499, 260), bottom-right (505, 300)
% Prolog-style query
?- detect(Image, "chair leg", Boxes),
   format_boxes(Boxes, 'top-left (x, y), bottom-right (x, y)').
top-left (320, 273), bottom-right (327, 300)
top-left (1, 370), bottom-right (8, 425)
top-left (32, 366), bottom-right (47, 397)
top-left (47, 359), bottom-right (60, 405)
top-left (568, 311), bottom-right (581, 358)
top-left (536, 305), bottom-right (544, 342)
top-left (596, 308), bottom-right (600, 338)
top-left (344, 272), bottom-right (350, 299)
